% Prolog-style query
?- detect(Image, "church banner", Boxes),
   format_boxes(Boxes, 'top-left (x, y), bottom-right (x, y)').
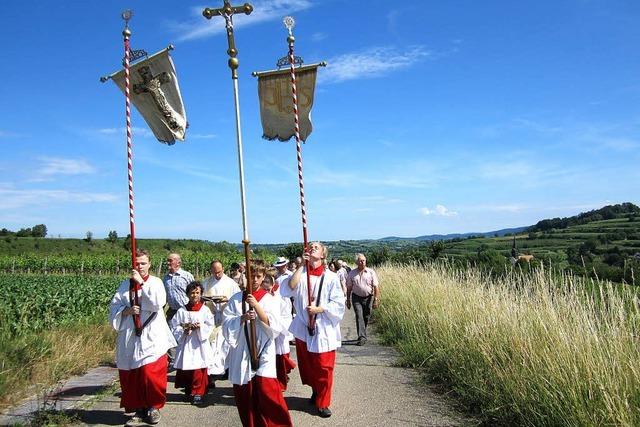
top-left (256, 64), bottom-right (319, 142)
top-left (110, 48), bottom-right (187, 144)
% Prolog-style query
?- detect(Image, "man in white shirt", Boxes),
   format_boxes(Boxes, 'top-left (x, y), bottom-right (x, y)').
top-left (345, 253), bottom-right (381, 346)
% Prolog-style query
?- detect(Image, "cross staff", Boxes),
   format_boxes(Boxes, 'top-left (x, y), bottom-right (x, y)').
top-left (202, 0), bottom-right (258, 370)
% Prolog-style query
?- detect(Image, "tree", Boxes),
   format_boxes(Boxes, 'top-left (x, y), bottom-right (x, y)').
top-left (85, 231), bottom-right (93, 243)
top-left (31, 224), bottom-right (47, 238)
top-left (429, 240), bottom-right (445, 260)
top-left (16, 227), bottom-right (32, 237)
top-left (280, 243), bottom-right (304, 261)
top-left (123, 234), bottom-right (132, 251)
top-left (107, 230), bottom-right (118, 243)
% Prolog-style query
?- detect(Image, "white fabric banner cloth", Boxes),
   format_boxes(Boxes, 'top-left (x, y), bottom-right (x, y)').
top-left (111, 49), bottom-right (187, 145)
top-left (257, 65), bottom-right (318, 142)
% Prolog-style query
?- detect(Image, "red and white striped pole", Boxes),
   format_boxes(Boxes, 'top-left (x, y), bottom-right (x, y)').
top-left (122, 12), bottom-right (137, 266)
top-left (122, 10), bottom-right (142, 335)
top-left (284, 17), bottom-right (315, 335)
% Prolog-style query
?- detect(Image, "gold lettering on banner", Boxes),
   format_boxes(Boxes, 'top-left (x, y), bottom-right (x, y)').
top-left (260, 70), bottom-right (315, 114)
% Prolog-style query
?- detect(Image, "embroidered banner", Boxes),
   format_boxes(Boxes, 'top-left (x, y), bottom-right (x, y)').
top-left (256, 64), bottom-right (319, 142)
top-left (110, 49), bottom-right (188, 145)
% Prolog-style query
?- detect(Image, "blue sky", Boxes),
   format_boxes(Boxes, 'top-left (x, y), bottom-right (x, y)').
top-left (1, 0), bottom-right (639, 243)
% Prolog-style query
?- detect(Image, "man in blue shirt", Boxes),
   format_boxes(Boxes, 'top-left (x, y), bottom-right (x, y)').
top-left (163, 252), bottom-right (194, 364)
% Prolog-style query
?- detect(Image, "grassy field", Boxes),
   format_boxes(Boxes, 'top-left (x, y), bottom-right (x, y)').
top-left (375, 264), bottom-right (640, 426)
top-left (0, 274), bottom-right (118, 408)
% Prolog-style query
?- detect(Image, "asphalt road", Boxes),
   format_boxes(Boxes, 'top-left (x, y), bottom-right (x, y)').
top-left (78, 307), bottom-right (473, 426)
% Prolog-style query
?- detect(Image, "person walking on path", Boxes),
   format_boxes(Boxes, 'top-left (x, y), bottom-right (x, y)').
top-left (345, 253), bottom-right (381, 346)
top-left (202, 260), bottom-right (241, 380)
top-left (170, 281), bottom-right (216, 406)
top-left (109, 249), bottom-right (177, 426)
top-left (223, 264), bottom-right (293, 427)
top-left (163, 253), bottom-right (194, 364)
top-left (281, 242), bottom-right (345, 418)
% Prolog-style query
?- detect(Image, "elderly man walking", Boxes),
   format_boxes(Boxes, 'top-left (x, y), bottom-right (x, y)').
top-left (345, 253), bottom-right (381, 346)
top-left (202, 260), bottom-right (241, 379)
top-left (163, 253), bottom-right (194, 364)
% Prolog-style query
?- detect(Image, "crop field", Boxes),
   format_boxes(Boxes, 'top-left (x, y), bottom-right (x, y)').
top-left (0, 274), bottom-right (119, 405)
top-left (0, 252), bottom-right (254, 277)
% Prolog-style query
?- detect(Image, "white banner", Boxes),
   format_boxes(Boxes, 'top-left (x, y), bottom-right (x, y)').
top-left (111, 49), bottom-right (187, 145)
top-left (257, 65), bottom-right (319, 142)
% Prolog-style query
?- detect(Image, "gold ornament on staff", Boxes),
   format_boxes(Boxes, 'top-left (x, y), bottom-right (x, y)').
top-left (201, 0), bottom-right (258, 370)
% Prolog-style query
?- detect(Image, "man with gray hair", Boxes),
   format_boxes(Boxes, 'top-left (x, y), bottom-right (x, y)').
top-left (163, 253), bottom-right (194, 364)
top-left (345, 253), bottom-right (380, 346)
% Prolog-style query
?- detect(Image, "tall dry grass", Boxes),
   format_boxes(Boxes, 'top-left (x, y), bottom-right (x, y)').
top-left (376, 263), bottom-right (640, 426)
top-left (0, 321), bottom-right (115, 409)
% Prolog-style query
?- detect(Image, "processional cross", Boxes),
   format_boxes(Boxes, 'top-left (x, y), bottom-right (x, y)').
top-left (202, 0), bottom-right (258, 369)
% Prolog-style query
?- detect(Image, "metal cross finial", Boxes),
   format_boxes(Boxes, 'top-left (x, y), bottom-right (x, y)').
top-left (202, 1), bottom-right (253, 79)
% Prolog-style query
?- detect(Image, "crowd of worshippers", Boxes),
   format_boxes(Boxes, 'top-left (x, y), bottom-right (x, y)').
top-left (108, 244), bottom-right (381, 427)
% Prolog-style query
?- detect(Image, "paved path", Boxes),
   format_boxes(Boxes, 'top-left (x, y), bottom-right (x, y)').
top-left (3, 308), bottom-right (474, 426)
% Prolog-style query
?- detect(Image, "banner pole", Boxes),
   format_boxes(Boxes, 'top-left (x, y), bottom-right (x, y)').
top-left (283, 16), bottom-right (316, 335)
top-left (202, 1), bottom-right (258, 370)
top-left (121, 10), bottom-right (142, 336)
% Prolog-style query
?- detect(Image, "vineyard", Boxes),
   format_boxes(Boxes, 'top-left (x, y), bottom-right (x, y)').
top-left (0, 252), bottom-right (268, 277)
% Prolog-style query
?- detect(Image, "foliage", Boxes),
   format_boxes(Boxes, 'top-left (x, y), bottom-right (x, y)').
top-left (529, 202), bottom-right (640, 232)
top-left (0, 274), bottom-right (116, 406)
top-left (376, 264), bottom-right (640, 426)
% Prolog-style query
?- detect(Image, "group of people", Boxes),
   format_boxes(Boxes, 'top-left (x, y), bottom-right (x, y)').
top-left (108, 244), bottom-right (381, 426)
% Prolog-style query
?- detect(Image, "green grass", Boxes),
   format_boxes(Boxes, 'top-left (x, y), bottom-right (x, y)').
top-left (376, 264), bottom-right (640, 426)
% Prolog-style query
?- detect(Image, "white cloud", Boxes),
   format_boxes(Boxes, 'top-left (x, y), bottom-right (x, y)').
top-left (419, 204), bottom-right (458, 217)
top-left (191, 133), bottom-right (217, 139)
top-left (97, 126), bottom-right (154, 139)
top-left (0, 186), bottom-right (118, 210)
top-left (28, 157), bottom-right (97, 182)
top-left (319, 46), bottom-right (431, 84)
top-left (311, 32), bottom-right (327, 42)
top-left (173, 0), bottom-right (313, 42)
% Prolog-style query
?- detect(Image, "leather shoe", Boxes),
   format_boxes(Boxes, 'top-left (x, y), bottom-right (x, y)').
top-left (318, 407), bottom-right (332, 418)
top-left (357, 337), bottom-right (366, 346)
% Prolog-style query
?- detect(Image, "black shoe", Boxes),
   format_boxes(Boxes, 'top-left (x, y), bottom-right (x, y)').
top-left (309, 391), bottom-right (317, 405)
top-left (318, 407), bottom-right (332, 418)
top-left (192, 395), bottom-right (203, 405)
top-left (357, 337), bottom-right (366, 346)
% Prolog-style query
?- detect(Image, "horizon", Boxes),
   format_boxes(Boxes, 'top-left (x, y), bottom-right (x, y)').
top-left (2, 1), bottom-right (639, 244)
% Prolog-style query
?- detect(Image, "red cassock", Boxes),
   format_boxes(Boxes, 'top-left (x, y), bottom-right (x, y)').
top-left (233, 376), bottom-right (292, 427)
top-left (275, 353), bottom-right (296, 391)
top-left (118, 354), bottom-right (168, 411)
top-left (295, 339), bottom-right (336, 409)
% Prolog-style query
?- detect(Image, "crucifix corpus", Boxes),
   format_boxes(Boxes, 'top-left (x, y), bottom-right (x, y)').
top-left (202, 0), bottom-right (259, 370)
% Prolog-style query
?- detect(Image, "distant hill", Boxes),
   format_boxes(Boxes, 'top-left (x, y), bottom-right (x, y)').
top-left (528, 202), bottom-right (640, 232)
top-left (379, 226), bottom-right (529, 242)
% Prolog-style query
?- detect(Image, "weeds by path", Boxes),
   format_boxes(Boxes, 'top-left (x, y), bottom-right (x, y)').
top-left (376, 263), bottom-right (640, 426)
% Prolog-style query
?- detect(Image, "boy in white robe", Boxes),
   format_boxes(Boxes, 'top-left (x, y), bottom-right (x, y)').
top-left (171, 281), bottom-right (216, 405)
top-left (109, 249), bottom-right (177, 426)
top-left (281, 242), bottom-right (345, 418)
top-left (223, 263), bottom-right (293, 427)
